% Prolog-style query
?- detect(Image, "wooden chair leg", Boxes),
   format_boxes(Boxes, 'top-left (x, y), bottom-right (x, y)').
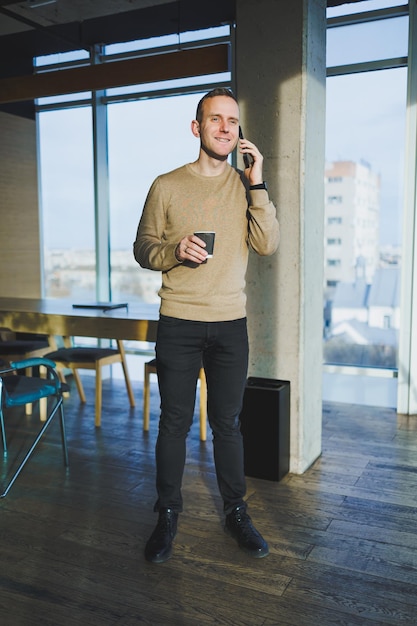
top-left (143, 363), bottom-right (152, 432)
top-left (95, 362), bottom-right (102, 427)
top-left (72, 369), bottom-right (86, 404)
top-left (117, 340), bottom-right (135, 407)
top-left (60, 336), bottom-right (86, 404)
top-left (25, 366), bottom-right (34, 416)
top-left (38, 364), bottom-right (48, 422)
top-left (26, 364), bottom-right (48, 421)
top-left (199, 367), bottom-right (207, 442)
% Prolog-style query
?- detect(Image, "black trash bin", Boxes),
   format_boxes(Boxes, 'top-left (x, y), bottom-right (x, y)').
top-left (239, 377), bottom-right (290, 482)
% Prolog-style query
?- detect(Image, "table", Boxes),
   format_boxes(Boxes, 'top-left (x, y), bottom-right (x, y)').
top-left (0, 297), bottom-right (159, 343)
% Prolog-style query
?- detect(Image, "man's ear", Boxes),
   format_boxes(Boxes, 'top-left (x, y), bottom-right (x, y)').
top-left (191, 120), bottom-right (200, 138)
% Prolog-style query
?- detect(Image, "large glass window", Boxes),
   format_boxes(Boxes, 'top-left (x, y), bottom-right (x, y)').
top-left (36, 27), bottom-right (231, 308)
top-left (38, 106), bottom-right (95, 300)
top-left (327, 16), bottom-right (407, 66)
top-left (323, 2), bottom-right (408, 407)
top-left (327, 0), bottom-right (406, 18)
top-left (107, 92), bottom-right (205, 304)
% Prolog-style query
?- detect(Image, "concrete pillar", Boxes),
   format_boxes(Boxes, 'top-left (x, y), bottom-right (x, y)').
top-left (235, 0), bottom-right (326, 473)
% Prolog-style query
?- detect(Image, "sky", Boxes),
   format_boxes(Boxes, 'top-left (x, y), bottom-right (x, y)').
top-left (326, 1), bottom-right (408, 246)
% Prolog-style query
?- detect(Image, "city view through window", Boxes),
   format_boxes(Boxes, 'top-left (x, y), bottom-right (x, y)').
top-left (323, 68), bottom-right (406, 371)
top-left (323, 3), bottom-right (407, 379)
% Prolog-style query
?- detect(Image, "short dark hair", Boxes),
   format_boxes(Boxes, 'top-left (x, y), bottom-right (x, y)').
top-left (195, 88), bottom-right (238, 123)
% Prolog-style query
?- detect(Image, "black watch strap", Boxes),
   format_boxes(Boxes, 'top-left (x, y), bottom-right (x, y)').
top-left (249, 182), bottom-right (267, 191)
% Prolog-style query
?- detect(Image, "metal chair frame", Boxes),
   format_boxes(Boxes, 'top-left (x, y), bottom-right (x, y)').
top-left (0, 357), bottom-right (69, 498)
top-left (0, 329), bottom-right (57, 416)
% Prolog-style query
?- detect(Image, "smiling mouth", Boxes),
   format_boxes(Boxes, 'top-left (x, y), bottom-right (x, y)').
top-left (215, 137), bottom-right (230, 143)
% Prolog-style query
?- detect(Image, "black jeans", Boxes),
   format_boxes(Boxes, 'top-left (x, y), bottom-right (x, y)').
top-left (154, 315), bottom-right (249, 514)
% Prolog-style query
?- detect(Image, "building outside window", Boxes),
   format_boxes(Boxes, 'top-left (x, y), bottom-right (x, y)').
top-left (323, 0), bottom-right (407, 406)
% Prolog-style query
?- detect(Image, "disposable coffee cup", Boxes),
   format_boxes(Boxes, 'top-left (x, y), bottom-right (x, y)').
top-left (194, 231), bottom-right (215, 257)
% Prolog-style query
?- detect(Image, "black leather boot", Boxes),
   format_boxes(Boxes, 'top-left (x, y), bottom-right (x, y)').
top-left (225, 505), bottom-right (269, 558)
top-left (144, 508), bottom-right (178, 563)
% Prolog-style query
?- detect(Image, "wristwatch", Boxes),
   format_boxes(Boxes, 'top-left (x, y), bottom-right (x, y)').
top-left (249, 182), bottom-right (268, 191)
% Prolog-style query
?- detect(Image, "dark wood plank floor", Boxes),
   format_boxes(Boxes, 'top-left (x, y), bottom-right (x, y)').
top-left (1, 374), bottom-right (417, 625)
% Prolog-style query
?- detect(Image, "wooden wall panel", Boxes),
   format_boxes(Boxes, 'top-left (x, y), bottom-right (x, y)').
top-left (0, 44), bottom-right (229, 104)
top-left (0, 111), bottom-right (41, 297)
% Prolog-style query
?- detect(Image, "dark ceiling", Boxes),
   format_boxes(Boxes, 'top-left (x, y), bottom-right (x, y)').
top-left (0, 0), bottom-right (366, 60)
top-left (0, 0), bottom-right (365, 118)
top-left (0, 1), bottom-right (237, 62)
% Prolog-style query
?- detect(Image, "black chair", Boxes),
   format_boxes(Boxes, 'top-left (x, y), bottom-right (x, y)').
top-left (0, 329), bottom-right (51, 362)
top-left (46, 337), bottom-right (135, 427)
top-left (0, 357), bottom-right (69, 498)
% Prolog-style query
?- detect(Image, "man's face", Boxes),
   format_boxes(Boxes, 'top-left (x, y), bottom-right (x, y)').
top-left (196, 95), bottom-right (240, 161)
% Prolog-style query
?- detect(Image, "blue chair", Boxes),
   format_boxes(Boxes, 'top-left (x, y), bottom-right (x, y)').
top-left (0, 357), bottom-right (69, 498)
top-left (0, 329), bottom-right (56, 416)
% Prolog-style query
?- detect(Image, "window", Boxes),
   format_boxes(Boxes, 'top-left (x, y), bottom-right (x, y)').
top-left (327, 15), bottom-right (408, 67)
top-left (327, 0), bottom-right (406, 18)
top-left (107, 93), bottom-right (206, 304)
top-left (323, 1), bottom-right (407, 408)
top-left (36, 27), bottom-right (232, 305)
top-left (38, 106), bottom-right (95, 299)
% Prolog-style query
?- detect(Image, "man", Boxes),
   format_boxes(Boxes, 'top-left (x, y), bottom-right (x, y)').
top-left (134, 87), bottom-right (280, 564)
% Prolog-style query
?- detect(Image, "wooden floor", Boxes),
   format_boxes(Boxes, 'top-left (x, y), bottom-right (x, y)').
top-left (0, 375), bottom-right (417, 625)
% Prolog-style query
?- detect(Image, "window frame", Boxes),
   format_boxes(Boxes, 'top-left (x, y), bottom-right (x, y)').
top-left (35, 26), bottom-right (233, 303)
top-left (324, 3), bottom-right (410, 401)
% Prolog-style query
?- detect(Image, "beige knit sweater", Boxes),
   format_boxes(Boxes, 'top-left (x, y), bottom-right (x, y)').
top-left (133, 163), bottom-right (280, 322)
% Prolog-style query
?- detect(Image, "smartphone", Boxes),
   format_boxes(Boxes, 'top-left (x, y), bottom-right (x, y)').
top-left (239, 126), bottom-right (254, 169)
